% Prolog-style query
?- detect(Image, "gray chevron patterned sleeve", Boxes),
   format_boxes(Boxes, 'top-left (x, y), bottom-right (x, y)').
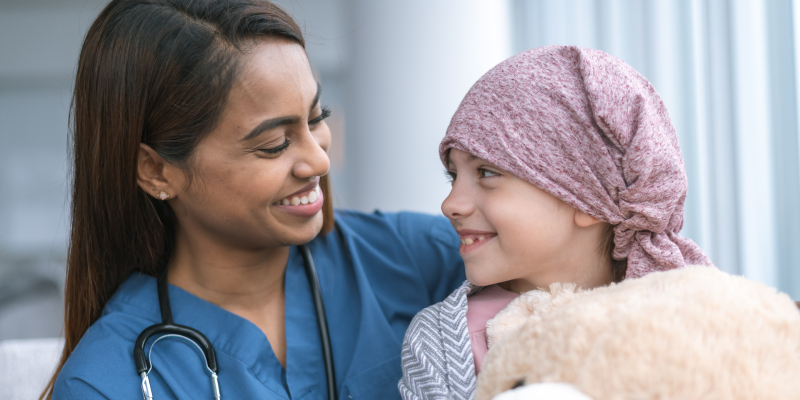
top-left (398, 281), bottom-right (477, 400)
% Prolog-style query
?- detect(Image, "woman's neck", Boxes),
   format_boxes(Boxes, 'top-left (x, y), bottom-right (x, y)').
top-left (167, 227), bottom-right (290, 312)
top-left (167, 225), bottom-right (291, 367)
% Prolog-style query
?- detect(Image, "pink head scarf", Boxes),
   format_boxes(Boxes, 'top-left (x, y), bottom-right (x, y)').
top-left (440, 45), bottom-right (712, 279)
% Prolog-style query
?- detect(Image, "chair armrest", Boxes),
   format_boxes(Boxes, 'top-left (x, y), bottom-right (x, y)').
top-left (0, 338), bottom-right (64, 399)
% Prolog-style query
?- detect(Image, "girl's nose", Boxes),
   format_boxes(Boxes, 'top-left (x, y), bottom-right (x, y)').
top-left (441, 180), bottom-right (474, 220)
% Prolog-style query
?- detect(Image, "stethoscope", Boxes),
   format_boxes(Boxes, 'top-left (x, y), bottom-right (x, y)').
top-left (133, 245), bottom-right (336, 400)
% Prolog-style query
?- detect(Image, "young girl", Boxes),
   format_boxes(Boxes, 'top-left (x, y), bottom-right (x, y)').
top-left (398, 45), bottom-right (712, 399)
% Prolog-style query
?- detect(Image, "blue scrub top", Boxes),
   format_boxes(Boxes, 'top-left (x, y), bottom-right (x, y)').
top-left (53, 210), bottom-right (465, 399)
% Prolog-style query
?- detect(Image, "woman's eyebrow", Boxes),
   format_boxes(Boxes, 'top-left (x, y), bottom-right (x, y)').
top-left (241, 83), bottom-right (322, 141)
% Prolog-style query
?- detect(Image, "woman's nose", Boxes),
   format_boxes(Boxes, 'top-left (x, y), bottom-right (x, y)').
top-left (294, 128), bottom-right (331, 179)
top-left (441, 180), bottom-right (474, 220)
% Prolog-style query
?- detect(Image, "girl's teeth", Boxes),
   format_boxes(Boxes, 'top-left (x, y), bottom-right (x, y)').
top-left (291, 197), bottom-right (301, 206)
top-left (300, 196), bottom-right (309, 205)
top-left (282, 198), bottom-right (290, 206)
top-left (308, 190), bottom-right (318, 203)
top-left (460, 236), bottom-right (491, 246)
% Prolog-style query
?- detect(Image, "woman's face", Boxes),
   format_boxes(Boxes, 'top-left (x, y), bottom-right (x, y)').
top-left (169, 38), bottom-right (331, 250)
top-left (441, 149), bottom-right (611, 291)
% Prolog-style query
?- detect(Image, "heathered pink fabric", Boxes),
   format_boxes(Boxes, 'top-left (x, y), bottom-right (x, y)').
top-left (440, 46), bottom-right (712, 279)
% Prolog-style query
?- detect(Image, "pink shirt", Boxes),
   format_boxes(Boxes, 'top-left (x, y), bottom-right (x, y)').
top-left (466, 284), bottom-right (519, 375)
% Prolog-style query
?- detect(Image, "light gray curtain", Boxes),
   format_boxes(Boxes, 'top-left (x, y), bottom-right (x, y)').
top-left (513, 0), bottom-right (800, 298)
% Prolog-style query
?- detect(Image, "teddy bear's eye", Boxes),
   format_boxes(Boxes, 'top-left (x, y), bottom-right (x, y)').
top-left (511, 378), bottom-right (526, 389)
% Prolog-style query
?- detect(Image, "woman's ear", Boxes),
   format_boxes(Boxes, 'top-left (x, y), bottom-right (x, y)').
top-left (136, 143), bottom-right (183, 200)
top-left (574, 209), bottom-right (604, 228)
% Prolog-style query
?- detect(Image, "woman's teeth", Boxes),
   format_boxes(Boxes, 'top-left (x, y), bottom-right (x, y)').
top-left (275, 186), bottom-right (320, 206)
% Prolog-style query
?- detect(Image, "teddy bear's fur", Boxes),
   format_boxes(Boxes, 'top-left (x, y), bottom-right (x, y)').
top-left (475, 266), bottom-right (800, 400)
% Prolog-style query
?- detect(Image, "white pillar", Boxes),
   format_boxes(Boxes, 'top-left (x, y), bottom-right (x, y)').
top-left (341, 0), bottom-right (512, 214)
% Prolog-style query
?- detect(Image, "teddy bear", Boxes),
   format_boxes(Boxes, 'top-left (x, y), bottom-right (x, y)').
top-left (475, 266), bottom-right (800, 400)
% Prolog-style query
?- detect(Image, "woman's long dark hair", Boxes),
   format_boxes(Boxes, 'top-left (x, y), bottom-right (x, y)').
top-left (41, 1), bottom-right (334, 398)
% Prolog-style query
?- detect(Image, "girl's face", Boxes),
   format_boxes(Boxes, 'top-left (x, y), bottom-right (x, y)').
top-left (441, 149), bottom-right (612, 291)
top-left (156, 39), bottom-right (331, 251)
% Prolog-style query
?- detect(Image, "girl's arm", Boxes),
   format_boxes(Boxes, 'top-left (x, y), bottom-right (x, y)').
top-left (398, 306), bottom-right (450, 400)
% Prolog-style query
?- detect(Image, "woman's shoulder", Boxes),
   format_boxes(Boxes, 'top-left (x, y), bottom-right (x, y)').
top-left (334, 209), bottom-right (454, 241)
top-left (54, 281), bottom-right (160, 399)
top-left (324, 209), bottom-right (464, 303)
top-left (53, 314), bottom-right (149, 398)
top-left (332, 209), bottom-right (460, 266)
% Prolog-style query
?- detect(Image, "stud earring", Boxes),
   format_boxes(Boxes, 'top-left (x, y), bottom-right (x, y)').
top-left (158, 191), bottom-right (169, 200)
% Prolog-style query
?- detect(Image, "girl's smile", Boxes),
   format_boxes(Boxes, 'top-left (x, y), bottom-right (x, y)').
top-left (456, 229), bottom-right (497, 254)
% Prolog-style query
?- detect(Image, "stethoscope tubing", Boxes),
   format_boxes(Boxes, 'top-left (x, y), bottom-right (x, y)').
top-left (299, 244), bottom-right (337, 400)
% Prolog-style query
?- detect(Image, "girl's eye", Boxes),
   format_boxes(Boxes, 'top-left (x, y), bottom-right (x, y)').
top-left (309, 107), bottom-right (332, 126)
top-left (444, 170), bottom-right (456, 186)
top-left (478, 168), bottom-right (500, 179)
top-left (259, 138), bottom-right (291, 155)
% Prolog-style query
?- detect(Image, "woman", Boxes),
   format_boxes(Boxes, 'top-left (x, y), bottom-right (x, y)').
top-left (42, 1), bottom-right (464, 399)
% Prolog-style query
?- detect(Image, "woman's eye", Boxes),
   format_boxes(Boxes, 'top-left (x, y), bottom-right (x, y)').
top-left (259, 138), bottom-right (291, 155)
top-left (309, 107), bottom-right (332, 126)
top-left (478, 168), bottom-right (500, 178)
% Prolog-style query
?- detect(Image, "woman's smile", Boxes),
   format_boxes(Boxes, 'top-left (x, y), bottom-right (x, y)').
top-left (273, 183), bottom-right (324, 217)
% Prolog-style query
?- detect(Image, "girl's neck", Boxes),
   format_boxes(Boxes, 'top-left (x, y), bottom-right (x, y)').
top-left (502, 247), bottom-right (614, 294)
top-left (166, 227), bottom-right (290, 312)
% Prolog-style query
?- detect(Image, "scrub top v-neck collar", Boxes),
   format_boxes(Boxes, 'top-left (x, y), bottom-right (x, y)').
top-left (119, 245), bottom-right (327, 399)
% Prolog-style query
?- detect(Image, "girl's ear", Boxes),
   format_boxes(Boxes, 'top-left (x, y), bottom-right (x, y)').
top-left (136, 143), bottom-right (184, 200)
top-left (574, 209), bottom-right (603, 228)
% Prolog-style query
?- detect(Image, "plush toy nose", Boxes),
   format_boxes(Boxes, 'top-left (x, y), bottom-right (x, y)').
top-left (492, 383), bottom-right (593, 400)
top-left (510, 378), bottom-right (525, 389)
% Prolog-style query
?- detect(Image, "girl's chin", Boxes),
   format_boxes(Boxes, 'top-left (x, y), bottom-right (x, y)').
top-left (465, 266), bottom-right (504, 287)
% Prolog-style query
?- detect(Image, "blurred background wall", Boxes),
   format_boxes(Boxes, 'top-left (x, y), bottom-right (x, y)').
top-left (1, 0), bottom-right (799, 341)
